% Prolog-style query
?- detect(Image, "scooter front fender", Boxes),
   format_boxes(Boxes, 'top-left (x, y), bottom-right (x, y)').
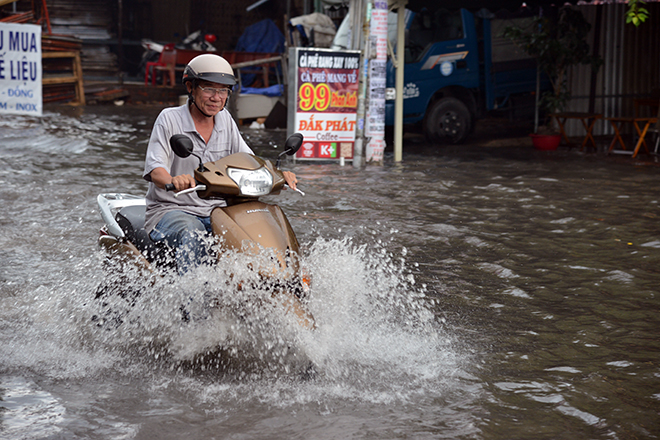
top-left (210, 201), bottom-right (300, 274)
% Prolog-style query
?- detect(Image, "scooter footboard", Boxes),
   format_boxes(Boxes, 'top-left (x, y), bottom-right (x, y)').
top-left (98, 234), bottom-right (153, 273)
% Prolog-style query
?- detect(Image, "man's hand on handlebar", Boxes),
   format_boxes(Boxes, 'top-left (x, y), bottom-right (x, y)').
top-left (282, 171), bottom-right (297, 191)
top-left (171, 174), bottom-right (196, 191)
top-left (150, 167), bottom-right (195, 192)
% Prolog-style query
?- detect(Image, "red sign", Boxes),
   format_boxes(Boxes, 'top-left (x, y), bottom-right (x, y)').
top-left (300, 142), bottom-right (316, 159)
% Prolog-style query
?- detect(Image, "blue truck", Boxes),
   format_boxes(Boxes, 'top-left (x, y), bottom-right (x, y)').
top-left (384, 7), bottom-right (545, 144)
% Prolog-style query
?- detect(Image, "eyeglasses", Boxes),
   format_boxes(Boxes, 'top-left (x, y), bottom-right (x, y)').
top-left (197, 85), bottom-right (230, 98)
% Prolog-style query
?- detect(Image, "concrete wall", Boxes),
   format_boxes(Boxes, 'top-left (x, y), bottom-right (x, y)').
top-left (151, 0), bottom-right (191, 42)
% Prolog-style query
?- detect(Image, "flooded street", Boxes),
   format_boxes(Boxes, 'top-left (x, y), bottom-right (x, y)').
top-left (1, 104), bottom-right (659, 439)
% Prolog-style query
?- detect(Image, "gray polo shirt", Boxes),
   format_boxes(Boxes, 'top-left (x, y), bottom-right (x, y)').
top-left (143, 102), bottom-right (253, 232)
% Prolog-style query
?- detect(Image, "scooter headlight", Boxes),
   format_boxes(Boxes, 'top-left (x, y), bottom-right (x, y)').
top-left (227, 166), bottom-right (273, 196)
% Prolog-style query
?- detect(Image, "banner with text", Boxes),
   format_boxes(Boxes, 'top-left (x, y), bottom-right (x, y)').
top-left (291, 48), bottom-right (360, 161)
top-left (0, 23), bottom-right (42, 116)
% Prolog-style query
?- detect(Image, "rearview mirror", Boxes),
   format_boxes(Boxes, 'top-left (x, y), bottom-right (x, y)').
top-left (276, 133), bottom-right (304, 168)
top-left (170, 134), bottom-right (204, 171)
top-left (170, 134), bottom-right (194, 158)
top-left (283, 133), bottom-right (303, 156)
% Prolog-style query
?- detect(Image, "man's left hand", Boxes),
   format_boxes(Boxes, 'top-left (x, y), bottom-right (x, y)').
top-left (282, 171), bottom-right (297, 190)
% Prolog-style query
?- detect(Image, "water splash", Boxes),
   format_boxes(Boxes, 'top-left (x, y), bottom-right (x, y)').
top-left (1, 235), bottom-right (462, 405)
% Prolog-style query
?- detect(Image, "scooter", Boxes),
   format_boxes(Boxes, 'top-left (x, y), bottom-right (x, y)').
top-left (96, 133), bottom-right (314, 328)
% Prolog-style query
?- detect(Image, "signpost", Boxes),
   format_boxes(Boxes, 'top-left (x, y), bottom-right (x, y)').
top-left (364, 0), bottom-right (388, 163)
top-left (0, 23), bottom-right (42, 116)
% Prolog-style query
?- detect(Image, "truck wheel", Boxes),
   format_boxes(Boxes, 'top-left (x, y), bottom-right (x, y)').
top-left (424, 97), bottom-right (471, 144)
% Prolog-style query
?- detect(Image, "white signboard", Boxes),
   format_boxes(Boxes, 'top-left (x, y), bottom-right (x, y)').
top-left (0, 23), bottom-right (42, 116)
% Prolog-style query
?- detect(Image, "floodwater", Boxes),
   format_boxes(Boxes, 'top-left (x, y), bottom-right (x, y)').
top-left (1, 105), bottom-right (659, 439)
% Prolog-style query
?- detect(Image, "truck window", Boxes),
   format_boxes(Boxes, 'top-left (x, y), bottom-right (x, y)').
top-left (406, 9), bottom-right (463, 64)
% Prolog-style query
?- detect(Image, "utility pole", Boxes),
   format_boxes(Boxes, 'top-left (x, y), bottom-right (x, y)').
top-left (393, 0), bottom-right (407, 162)
top-left (352, 0), bottom-right (369, 168)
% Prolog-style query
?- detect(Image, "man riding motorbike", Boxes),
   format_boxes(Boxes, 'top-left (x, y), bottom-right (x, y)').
top-left (142, 54), bottom-right (298, 273)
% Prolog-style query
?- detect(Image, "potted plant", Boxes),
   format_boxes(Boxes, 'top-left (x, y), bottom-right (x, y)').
top-left (503, 7), bottom-right (602, 150)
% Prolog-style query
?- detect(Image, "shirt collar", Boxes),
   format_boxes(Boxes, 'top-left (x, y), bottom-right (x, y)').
top-left (180, 99), bottom-right (197, 134)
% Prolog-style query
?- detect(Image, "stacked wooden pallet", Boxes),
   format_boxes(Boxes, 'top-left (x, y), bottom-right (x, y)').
top-left (42, 34), bottom-right (85, 104)
top-left (47, 0), bottom-right (118, 78)
top-left (42, 51), bottom-right (85, 104)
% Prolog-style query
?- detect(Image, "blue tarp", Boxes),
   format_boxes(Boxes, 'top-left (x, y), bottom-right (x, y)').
top-left (235, 19), bottom-right (285, 54)
top-left (234, 19), bottom-right (285, 87)
top-left (240, 84), bottom-right (283, 97)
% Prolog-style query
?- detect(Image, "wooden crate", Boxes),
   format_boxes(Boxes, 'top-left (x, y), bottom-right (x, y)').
top-left (42, 51), bottom-right (85, 105)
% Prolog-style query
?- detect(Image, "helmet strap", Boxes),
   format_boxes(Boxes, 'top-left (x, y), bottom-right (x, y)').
top-left (193, 100), bottom-right (214, 118)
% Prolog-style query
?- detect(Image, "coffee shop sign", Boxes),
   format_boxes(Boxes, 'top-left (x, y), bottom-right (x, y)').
top-left (299, 52), bottom-right (360, 70)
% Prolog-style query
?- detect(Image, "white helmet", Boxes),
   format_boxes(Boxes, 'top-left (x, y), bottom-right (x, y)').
top-left (182, 54), bottom-right (236, 88)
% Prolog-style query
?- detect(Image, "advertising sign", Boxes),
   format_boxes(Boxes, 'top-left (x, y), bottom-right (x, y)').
top-left (291, 48), bottom-right (360, 161)
top-left (0, 23), bottom-right (42, 116)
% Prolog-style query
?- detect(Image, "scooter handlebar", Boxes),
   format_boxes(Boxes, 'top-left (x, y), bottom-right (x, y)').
top-left (174, 185), bottom-right (207, 198)
top-left (164, 183), bottom-right (207, 198)
top-left (285, 184), bottom-right (305, 196)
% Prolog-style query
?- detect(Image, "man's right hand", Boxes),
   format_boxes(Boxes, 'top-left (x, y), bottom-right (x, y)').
top-left (150, 167), bottom-right (196, 191)
top-left (170, 173), bottom-right (196, 191)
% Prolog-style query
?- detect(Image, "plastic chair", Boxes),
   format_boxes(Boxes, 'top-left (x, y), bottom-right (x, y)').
top-left (652, 101), bottom-right (660, 154)
top-left (145, 44), bottom-right (177, 86)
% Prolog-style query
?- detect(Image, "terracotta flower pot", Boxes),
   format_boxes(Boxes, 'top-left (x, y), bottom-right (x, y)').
top-left (530, 133), bottom-right (561, 151)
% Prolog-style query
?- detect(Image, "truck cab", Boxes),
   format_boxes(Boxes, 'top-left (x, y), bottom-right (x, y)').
top-left (385, 8), bottom-right (543, 144)
top-left (385, 8), bottom-right (479, 144)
